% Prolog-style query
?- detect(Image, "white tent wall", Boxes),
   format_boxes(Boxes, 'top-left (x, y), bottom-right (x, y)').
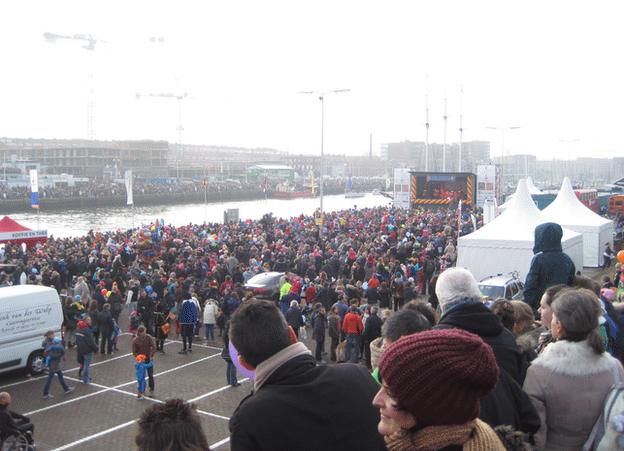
top-left (559, 222), bottom-right (613, 267)
top-left (457, 234), bottom-right (583, 282)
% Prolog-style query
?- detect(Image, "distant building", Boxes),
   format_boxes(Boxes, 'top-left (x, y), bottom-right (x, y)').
top-left (246, 165), bottom-right (295, 181)
top-left (0, 138), bottom-right (168, 179)
top-left (383, 140), bottom-right (490, 173)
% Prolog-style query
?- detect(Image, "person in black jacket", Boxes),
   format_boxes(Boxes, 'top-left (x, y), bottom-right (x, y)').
top-left (435, 268), bottom-right (527, 385)
top-left (434, 268), bottom-right (539, 438)
top-left (523, 222), bottom-right (576, 310)
top-left (97, 303), bottom-right (114, 355)
top-left (284, 300), bottom-right (304, 339)
top-left (362, 306), bottom-right (383, 369)
top-left (229, 300), bottom-right (385, 451)
top-left (0, 392), bottom-right (34, 445)
top-left (137, 290), bottom-right (155, 336)
top-left (75, 318), bottom-right (98, 384)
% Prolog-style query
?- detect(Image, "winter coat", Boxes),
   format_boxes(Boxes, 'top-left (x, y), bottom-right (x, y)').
top-left (362, 314), bottom-right (383, 344)
top-left (523, 223), bottom-right (576, 309)
top-left (132, 334), bottom-right (156, 360)
top-left (97, 310), bottom-right (114, 336)
top-left (436, 301), bottom-right (527, 384)
top-left (285, 306), bottom-right (304, 332)
top-left (342, 312), bottom-right (363, 335)
top-left (480, 367), bottom-right (541, 436)
top-left (135, 360), bottom-right (153, 381)
top-left (75, 327), bottom-right (98, 356)
top-left (328, 314), bottom-right (341, 340)
top-left (312, 312), bottom-right (327, 341)
top-left (137, 295), bottom-right (154, 321)
top-left (370, 337), bottom-right (384, 369)
top-left (45, 343), bottom-right (65, 372)
top-left (203, 302), bottom-right (218, 325)
top-left (523, 339), bottom-right (624, 450)
top-left (229, 354), bottom-right (386, 451)
top-left (179, 299), bottom-right (198, 325)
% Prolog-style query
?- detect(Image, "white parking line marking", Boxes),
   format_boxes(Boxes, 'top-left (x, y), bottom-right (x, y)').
top-left (0, 340), bottom-right (178, 390)
top-left (187, 378), bottom-right (249, 403)
top-left (210, 437), bottom-right (231, 449)
top-left (62, 375), bottom-right (231, 421)
top-left (51, 419), bottom-right (138, 451)
top-left (25, 353), bottom-right (221, 416)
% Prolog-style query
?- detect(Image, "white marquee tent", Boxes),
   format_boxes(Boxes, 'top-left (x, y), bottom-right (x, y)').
top-left (457, 179), bottom-right (584, 282)
top-left (526, 177), bottom-right (543, 195)
top-left (542, 177), bottom-right (614, 267)
top-left (498, 178), bottom-right (541, 214)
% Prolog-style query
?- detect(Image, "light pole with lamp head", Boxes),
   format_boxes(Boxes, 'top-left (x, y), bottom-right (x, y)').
top-left (298, 89), bottom-right (350, 237)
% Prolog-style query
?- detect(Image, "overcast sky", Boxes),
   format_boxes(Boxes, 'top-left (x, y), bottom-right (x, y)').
top-left (1, 1), bottom-right (623, 161)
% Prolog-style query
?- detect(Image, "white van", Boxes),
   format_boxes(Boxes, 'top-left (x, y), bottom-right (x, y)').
top-left (0, 285), bottom-right (64, 375)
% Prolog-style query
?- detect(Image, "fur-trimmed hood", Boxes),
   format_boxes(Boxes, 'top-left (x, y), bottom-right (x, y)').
top-left (532, 339), bottom-right (618, 376)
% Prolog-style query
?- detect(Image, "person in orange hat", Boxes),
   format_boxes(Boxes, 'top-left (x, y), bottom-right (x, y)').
top-left (134, 354), bottom-right (153, 399)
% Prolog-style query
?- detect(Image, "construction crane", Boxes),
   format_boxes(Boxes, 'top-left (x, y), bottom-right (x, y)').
top-left (135, 92), bottom-right (188, 180)
top-left (43, 32), bottom-right (106, 140)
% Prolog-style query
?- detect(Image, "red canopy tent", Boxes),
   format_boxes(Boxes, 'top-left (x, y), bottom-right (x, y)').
top-left (0, 216), bottom-right (47, 247)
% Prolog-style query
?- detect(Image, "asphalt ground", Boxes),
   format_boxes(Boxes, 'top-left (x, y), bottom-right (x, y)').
top-left (0, 266), bottom-right (613, 450)
top-left (0, 312), bottom-right (254, 451)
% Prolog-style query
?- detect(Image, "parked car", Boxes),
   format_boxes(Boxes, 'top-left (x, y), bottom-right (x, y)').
top-left (478, 272), bottom-right (524, 301)
top-left (244, 272), bottom-right (284, 301)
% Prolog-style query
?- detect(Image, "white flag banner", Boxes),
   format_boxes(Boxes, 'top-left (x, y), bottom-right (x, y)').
top-left (124, 170), bottom-right (133, 206)
top-left (29, 169), bottom-right (39, 209)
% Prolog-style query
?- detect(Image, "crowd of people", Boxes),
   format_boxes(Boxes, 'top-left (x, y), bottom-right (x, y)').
top-left (1, 203), bottom-right (624, 450)
top-left (0, 176), bottom-right (382, 202)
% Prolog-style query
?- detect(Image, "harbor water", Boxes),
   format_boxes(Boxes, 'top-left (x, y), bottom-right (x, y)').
top-left (8, 193), bottom-right (391, 238)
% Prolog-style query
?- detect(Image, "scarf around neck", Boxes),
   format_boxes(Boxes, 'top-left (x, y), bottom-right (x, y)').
top-left (253, 341), bottom-right (311, 391)
top-left (384, 419), bottom-right (504, 451)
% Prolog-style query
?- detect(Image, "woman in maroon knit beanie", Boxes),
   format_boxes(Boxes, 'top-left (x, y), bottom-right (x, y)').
top-left (373, 328), bottom-right (505, 450)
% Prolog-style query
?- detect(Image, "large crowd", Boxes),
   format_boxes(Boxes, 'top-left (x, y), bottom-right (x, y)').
top-left (1, 204), bottom-right (624, 450)
top-left (0, 176), bottom-right (382, 201)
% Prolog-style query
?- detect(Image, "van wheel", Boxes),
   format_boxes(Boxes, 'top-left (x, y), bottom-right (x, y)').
top-left (27, 350), bottom-right (45, 375)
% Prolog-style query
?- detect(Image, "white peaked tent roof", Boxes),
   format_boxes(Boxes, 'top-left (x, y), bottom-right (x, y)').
top-left (465, 179), bottom-right (578, 242)
top-left (526, 177), bottom-right (543, 195)
top-left (543, 177), bottom-right (611, 227)
top-left (457, 179), bottom-right (583, 280)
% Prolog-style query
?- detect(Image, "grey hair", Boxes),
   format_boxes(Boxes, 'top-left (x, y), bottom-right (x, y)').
top-left (290, 300), bottom-right (299, 307)
top-left (435, 268), bottom-right (482, 313)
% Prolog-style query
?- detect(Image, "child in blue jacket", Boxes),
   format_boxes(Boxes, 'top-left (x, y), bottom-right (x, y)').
top-left (134, 354), bottom-right (153, 399)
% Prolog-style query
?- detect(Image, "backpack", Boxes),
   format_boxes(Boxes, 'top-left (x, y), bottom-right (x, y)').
top-left (583, 364), bottom-right (623, 450)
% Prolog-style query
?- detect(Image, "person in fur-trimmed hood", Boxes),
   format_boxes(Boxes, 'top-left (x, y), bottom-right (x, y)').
top-left (523, 288), bottom-right (624, 450)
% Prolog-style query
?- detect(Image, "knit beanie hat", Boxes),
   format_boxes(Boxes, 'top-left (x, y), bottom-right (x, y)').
top-left (379, 328), bottom-right (499, 426)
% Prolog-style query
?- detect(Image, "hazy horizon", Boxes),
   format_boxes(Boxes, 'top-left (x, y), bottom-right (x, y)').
top-left (2, 1), bottom-right (623, 161)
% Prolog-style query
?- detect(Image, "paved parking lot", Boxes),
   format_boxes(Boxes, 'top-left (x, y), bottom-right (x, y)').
top-left (0, 325), bottom-right (250, 451)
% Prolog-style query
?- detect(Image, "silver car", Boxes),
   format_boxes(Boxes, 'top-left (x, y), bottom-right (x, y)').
top-left (478, 273), bottom-right (525, 301)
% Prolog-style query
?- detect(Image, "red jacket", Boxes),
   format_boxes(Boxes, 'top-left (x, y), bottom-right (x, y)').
top-left (342, 312), bottom-right (363, 335)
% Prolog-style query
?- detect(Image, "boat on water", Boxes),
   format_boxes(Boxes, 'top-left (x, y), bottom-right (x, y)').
top-left (272, 171), bottom-right (317, 200)
top-left (344, 175), bottom-right (365, 198)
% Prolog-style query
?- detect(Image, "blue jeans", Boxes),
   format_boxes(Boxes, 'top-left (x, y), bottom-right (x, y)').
top-left (205, 324), bottom-right (215, 341)
top-left (345, 333), bottom-right (360, 363)
top-left (226, 361), bottom-right (238, 385)
top-left (82, 353), bottom-right (93, 384)
top-left (43, 370), bottom-right (70, 395)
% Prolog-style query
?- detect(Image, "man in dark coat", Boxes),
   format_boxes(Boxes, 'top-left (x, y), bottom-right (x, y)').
top-left (229, 300), bottom-right (385, 451)
top-left (284, 300), bottom-right (304, 338)
top-left (362, 306), bottom-right (383, 369)
top-left (434, 268), bottom-right (527, 385)
top-left (0, 392), bottom-right (34, 444)
top-left (434, 268), bottom-right (539, 436)
top-left (523, 222), bottom-right (576, 310)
